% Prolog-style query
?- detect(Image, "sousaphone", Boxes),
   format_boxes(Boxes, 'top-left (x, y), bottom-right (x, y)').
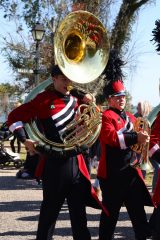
top-left (24, 10), bottom-right (110, 151)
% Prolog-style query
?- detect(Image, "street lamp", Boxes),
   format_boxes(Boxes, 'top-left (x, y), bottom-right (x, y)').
top-left (31, 22), bottom-right (45, 86)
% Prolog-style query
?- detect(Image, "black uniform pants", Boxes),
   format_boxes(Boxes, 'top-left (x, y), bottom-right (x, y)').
top-left (99, 167), bottom-right (152, 240)
top-left (149, 204), bottom-right (160, 239)
top-left (36, 155), bottom-right (91, 240)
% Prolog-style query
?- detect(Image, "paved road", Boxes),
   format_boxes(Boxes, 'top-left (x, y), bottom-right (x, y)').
top-left (0, 168), bottom-right (154, 240)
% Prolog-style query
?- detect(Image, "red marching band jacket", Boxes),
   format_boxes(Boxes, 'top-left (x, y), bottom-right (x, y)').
top-left (97, 108), bottom-right (154, 206)
top-left (149, 111), bottom-right (160, 205)
top-left (7, 89), bottom-right (109, 216)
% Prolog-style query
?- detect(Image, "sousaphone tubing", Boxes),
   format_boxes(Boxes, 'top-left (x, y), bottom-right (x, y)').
top-left (24, 11), bottom-right (110, 151)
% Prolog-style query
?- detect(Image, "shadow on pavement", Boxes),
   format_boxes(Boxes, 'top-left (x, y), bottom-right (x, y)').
top-left (0, 230), bottom-right (37, 237)
top-left (0, 200), bottom-right (41, 212)
top-left (0, 173), bottom-right (41, 190)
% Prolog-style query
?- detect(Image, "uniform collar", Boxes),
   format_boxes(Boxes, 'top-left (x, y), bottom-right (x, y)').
top-left (109, 107), bottom-right (126, 120)
top-left (54, 89), bottom-right (70, 98)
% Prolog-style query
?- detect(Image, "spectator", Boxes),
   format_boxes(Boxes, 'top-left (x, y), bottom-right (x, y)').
top-left (10, 101), bottom-right (22, 153)
top-left (134, 101), bottom-right (152, 118)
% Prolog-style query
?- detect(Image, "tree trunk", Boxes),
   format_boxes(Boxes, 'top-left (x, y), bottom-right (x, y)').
top-left (110, 0), bottom-right (151, 51)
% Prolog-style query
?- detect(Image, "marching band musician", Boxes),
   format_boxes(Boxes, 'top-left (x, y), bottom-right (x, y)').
top-left (97, 50), bottom-right (154, 240)
top-left (7, 65), bottom-right (109, 240)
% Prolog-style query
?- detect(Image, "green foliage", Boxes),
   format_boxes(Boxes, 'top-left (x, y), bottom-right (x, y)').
top-left (125, 90), bottom-right (133, 112)
top-left (0, 0), bottom-right (72, 29)
top-left (3, 45), bottom-right (33, 70)
top-left (0, 83), bottom-right (21, 96)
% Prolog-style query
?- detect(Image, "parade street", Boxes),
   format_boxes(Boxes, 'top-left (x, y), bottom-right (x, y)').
top-left (0, 168), bottom-right (154, 240)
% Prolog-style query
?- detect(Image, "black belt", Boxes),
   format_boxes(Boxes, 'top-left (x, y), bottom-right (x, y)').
top-left (36, 144), bottom-right (89, 159)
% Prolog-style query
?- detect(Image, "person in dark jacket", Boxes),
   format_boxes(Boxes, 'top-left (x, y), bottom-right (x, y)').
top-left (10, 101), bottom-right (22, 153)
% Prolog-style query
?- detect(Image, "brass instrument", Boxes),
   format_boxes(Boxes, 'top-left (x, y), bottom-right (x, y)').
top-left (54, 10), bottom-right (110, 84)
top-left (131, 117), bottom-right (152, 171)
top-left (24, 11), bottom-right (110, 151)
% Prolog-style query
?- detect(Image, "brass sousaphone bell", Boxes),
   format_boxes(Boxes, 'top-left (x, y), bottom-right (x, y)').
top-left (24, 11), bottom-right (110, 151)
top-left (54, 10), bottom-right (110, 83)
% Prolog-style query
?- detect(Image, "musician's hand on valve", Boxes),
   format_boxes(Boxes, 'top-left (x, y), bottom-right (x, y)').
top-left (82, 93), bottom-right (95, 103)
top-left (23, 139), bottom-right (39, 155)
top-left (137, 131), bottom-right (150, 145)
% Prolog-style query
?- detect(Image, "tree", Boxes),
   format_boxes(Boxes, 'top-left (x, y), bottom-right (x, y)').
top-left (0, 0), bottom-right (156, 96)
top-left (125, 90), bottom-right (133, 112)
top-left (0, 83), bottom-right (22, 118)
top-left (110, 0), bottom-right (153, 51)
top-left (0, 83), bottom-right (20, 96)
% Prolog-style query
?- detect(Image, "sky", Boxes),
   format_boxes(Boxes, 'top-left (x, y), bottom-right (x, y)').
top-left (0, 2), bottom-right (160, 108)
top-left (125, 1), bottom-right (160, 108)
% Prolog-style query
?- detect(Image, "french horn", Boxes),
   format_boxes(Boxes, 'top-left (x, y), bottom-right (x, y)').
top-left (130, 104), bottom-right (160, 170)
top-left (24, 11), bottom-right (110, 151)
top-left (131, 117), bottom-right (152, 171)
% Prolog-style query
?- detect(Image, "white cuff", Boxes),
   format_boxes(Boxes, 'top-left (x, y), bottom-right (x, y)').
top-left (9, 121), bottom-right (23, 132)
